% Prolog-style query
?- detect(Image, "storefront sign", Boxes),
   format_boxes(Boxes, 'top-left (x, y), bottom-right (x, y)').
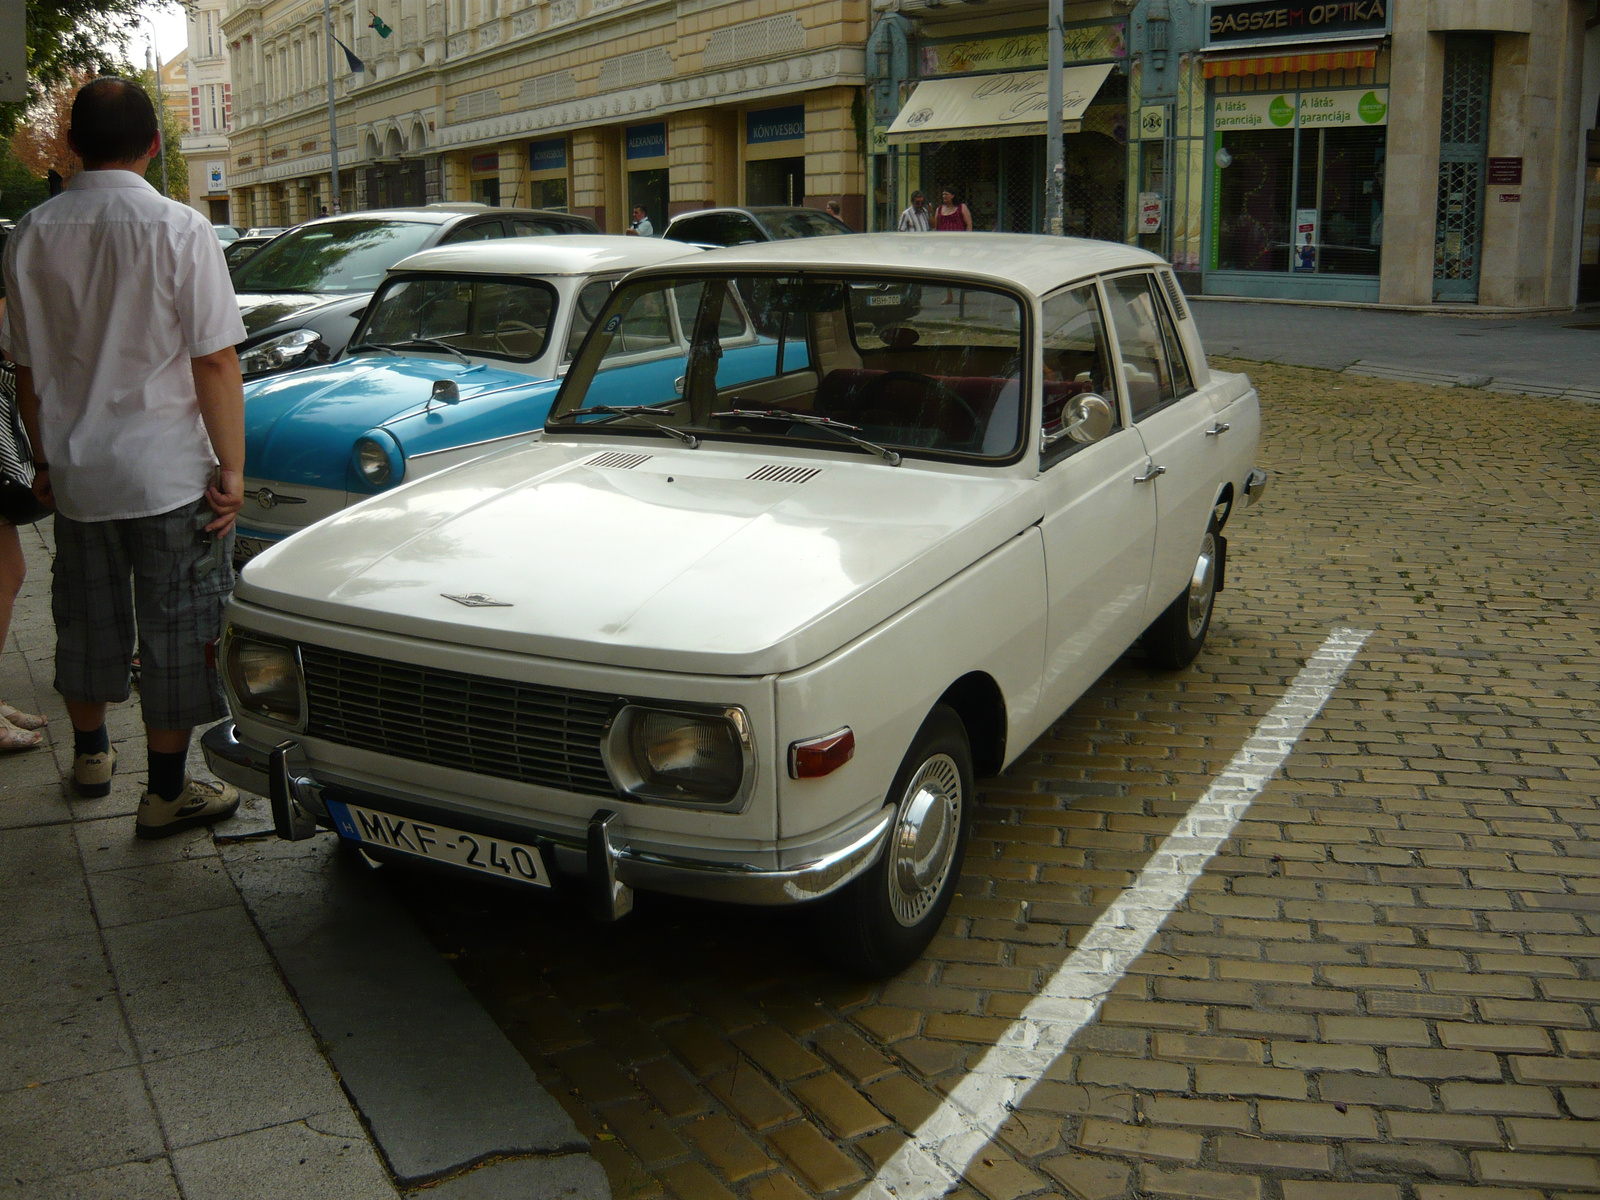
top-left (1139, 192), bottom-right (1163, 233)
top-left (1487, 156), bottom-right (1523, 185)
top-left (923, 22), bottom-right (1126, 76)
top-left (528, 138), bottom-right (566, 172)
top-left (1294, 208), bottom-right (1318, 271)
top-left (625, 122), bottom-right (667, 161)
top-left (470, 152), bottom-right (499, 173)
top-left (206, 161), bottom-right (227, 193)
top-left (1212, 88), bottom-right (1387, 130)
top-left (1499, 192), bottom-right (1522, 203)
top-left (1299, 88), bottom-right (1388, 127)
top-left (1206, 0), bottom-right (1389, 46)
top-left (1139, 105), bottom-right (1167, 140)
top-left (747, 105), bottom-right (806, 145)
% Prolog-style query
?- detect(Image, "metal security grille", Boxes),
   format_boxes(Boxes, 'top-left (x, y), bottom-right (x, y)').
top-left (301, 646), bottom-right (617, 798)
top-left (1433, 35), bottom-right (1493, 301)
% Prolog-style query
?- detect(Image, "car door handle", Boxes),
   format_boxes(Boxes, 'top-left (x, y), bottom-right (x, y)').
top-left (1133, 464), bottom-right (1166, 484)
top-left (1205, 422), bottom-right (1231, 436)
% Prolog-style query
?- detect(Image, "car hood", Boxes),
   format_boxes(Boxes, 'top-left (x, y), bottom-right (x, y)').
top-left (235, 440), bottom-right (1043, 675)
top-left (237, 292), bottom-right (352, 339)
top-left (244, 357), bottom-right (543, 487)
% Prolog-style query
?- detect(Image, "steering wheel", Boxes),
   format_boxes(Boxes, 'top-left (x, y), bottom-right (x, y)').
top-left (490, 318), bottom-right (542, 356)
top-left (857, 370), bottom-right (980, 442)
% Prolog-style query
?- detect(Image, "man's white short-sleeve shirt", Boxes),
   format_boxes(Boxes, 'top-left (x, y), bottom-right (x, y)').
top-left (0, 171), bottom-right (246, 522)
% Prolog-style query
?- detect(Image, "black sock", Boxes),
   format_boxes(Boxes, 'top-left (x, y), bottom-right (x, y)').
top-left (148, 749), bottom-right (188, 803)
top-left (73, 725), bottom-right (110, 757)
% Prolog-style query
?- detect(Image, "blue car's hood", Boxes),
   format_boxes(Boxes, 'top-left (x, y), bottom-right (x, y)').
top-left (244, 356), bottom-right (548, 487)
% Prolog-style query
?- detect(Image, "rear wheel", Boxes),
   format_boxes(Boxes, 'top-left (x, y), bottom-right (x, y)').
top-left (820, 705), bottom-right (973, 978)
top-left (1144, 513), bottom-right (1222, 670)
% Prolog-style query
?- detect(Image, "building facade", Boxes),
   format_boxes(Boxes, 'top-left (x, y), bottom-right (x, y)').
top-left (221, 0), bottom-right (868, 232)
top-left (181, 0), bottom-right (237, 223)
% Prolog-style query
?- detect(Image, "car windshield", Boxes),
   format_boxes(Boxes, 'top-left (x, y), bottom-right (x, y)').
top-left (230, 219), bottom-right (437, 295)
top-left (754, 210), bottom-right (851, 239)
top-left (351, 274), bottom-right (558, 362)
top-left (550, 273), bottom-right (1025, 461)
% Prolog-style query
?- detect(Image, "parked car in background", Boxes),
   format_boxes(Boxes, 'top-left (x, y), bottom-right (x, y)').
top-left (663, 205), bottom-right (851, 247)
top-left (205, 234), bottom-right (1266, 976)
top-left (245, 226), bottom-right (288, 238)
top-left (224, 234), bottom-right (279, 272)
top-left (214, 224), bottom-right (243, 242)
top-left (230, 234), bottom-right (789, 564)
top-left (229, 204), bottom-right (599, 381)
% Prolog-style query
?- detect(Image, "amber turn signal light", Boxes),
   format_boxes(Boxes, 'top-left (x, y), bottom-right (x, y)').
top-left (788, 728), bottom-right (855, 779)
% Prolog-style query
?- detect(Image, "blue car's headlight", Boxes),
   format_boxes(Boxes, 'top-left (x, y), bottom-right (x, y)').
top-left (239, 329), bottom-right (326, 378)
top-left (353, 431), bottom-right (404, 488)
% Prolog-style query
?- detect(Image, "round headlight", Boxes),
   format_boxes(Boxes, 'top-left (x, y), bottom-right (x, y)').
top-left (355, 437), bottom-right (393, 485)
top-left (224, 633), bottom-right (303, 726)
top-left (602, 705), bottom-right (752, 808)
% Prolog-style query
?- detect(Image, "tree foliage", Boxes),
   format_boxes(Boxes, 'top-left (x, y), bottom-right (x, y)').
top-left (1, 0), bottom-right (154, 137)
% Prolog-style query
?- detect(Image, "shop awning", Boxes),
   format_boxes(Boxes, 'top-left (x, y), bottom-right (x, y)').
top-left (1202, 42), bottom-right (1379, 78)
top-left (885, 63), bottom-right (1115, 145)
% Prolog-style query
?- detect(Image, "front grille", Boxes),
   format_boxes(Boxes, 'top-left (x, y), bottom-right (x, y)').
top-left (301, 645), bottom-right (618, 798)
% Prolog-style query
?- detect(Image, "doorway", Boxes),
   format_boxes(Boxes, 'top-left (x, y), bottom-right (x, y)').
top-left (1580, 133), bottom-right (1600, 304)
top-left (746, 157), bottom-right (804, 206)
top-left (628, 168), bottom-right (668, 234)
top-left (1433, 34), bottom-right (1493, 302)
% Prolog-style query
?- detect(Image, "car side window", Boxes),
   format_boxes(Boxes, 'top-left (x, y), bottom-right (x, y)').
top-left (1104, 273), bottom-right (1178, 422)
top-left (1151, 285), bottom-right (1195, 398)
top-left (443, 221), bottom-right (505, 243)
top-left (511, 217), bottom-right (563, 237)
top-left (566, 279), bottom-right (615, 360)
top-left (1040, 284), bottom-right (1119, 468)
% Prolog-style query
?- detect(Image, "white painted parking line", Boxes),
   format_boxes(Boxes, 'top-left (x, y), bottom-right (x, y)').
top-left (868, 626), bottom-right (1374, 1199)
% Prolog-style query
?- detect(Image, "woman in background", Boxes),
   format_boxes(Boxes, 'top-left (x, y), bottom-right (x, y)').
top-left (0, 294), bottom-right (50, 751)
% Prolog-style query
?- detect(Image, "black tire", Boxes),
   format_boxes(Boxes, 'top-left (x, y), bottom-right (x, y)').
top-left (1143, 512), bottom-right (1223, 670)
top-left (819, 704), bottom-right (973, 978)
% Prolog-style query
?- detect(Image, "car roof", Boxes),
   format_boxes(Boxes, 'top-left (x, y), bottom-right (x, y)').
top-left (389, 235), bottom-right (703, 277)
top-left (295, 206), bottom-right (589, 229)
top-left (639, 233), bottom-right (1169, 298)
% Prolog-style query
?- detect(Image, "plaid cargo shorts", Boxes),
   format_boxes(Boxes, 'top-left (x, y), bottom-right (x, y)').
top-left (52, 497), bottom-right (235, 730)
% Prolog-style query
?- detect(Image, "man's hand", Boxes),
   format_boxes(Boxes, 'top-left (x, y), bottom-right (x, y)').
top-left (31, 465), bottom-right (54, 509)
top-left (204, 466), bottom-right (244, 535)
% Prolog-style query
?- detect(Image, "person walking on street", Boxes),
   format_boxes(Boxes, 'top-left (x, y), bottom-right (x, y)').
top-left (897, 191), bottom-right (930, 232)
top-left (627, 205), bottom-right (654, 237)
top-left (0, 296), bottom-right (52, 753)
top-left (0, 77), bottom-right (247, 838)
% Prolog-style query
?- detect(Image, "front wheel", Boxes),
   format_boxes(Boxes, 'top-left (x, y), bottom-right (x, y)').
top-left (819, 705), bottom-right (973, 978)
top-left (1144, 513), bottom-right (1223, 670)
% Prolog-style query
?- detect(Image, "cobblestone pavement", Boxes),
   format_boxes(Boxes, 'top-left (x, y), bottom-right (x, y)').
top-left (390, 359), bottom-right (1600, 1200)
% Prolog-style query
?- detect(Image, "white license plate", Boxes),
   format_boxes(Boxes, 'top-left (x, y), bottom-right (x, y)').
top-left (326, 799), bottom-right (551, 887)
top-left (234, 536), bottom-right (272, 562)
top-left (868, 294), bottom-right (901, 306)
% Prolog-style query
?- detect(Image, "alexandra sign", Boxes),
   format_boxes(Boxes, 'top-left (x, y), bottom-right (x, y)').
top-left (1206, 0), bottom-right (1389, 45)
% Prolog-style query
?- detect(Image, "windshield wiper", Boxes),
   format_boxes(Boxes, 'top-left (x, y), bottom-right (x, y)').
top-left (550, 404), bottom-right (700, 448)
top-left (379, 337), bottom-right (473, 365)
top-left (711, 409), bottom-right (901, 466)
top-left (348, 342), bottom-right (401, 357)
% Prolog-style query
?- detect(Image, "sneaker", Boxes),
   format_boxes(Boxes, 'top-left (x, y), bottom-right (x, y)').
top-left (136, 777), bottom-right (239, 841)
top-left (74, 745), bottom-right (118, 797)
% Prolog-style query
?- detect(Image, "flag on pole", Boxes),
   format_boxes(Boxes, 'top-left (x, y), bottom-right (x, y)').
top-left (368, 10), bottom-right (392, 37)
top-left (333, 34), bottom-right (365, 73)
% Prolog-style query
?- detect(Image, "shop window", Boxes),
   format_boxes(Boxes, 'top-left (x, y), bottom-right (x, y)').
top-left (746, 158), bottom-right (804, 207)
top-left (472, 176), bottom-right (501, 206)
top-left (1297, 128), bottom-right (1385, 276)
top-left (532, 178), bottom-right (567, 210)
top-left (1215, 129), bottom-right (1294, 273)
top-left (628, 168), bottom-right (668, 235)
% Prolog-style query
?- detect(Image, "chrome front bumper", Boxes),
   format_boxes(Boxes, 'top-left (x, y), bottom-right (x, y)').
top-left (202, 723), bottom-right (893, 914)
top-left (1243, 467), bottom-right (1269, 508)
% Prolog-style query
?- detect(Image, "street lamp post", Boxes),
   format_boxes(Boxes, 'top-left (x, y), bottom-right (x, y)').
top-left (1045, 0), bottom-right (1064, 235)
top-left (324, 0), bottom-right (341, 212)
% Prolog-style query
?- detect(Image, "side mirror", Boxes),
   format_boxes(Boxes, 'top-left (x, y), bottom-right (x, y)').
top-left (1045, 393), bottom-right (1114, 447)
top-left (429, 379), bottom-right (461, 407)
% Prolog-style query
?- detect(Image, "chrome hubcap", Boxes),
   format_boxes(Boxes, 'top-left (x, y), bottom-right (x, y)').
top-left (1186, 532), bottom-right (1217, 640)
top-left (888, 753), bottom-right (962, 928)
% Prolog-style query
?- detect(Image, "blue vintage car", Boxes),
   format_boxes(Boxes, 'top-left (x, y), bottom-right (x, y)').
top-left (235, 235), bottom-right (804, 561)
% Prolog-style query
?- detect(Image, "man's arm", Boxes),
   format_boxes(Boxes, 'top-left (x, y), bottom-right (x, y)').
top-left (192, 346), bottom-right (246, 534)
top-left (14, 366), bottom-right (51, 508)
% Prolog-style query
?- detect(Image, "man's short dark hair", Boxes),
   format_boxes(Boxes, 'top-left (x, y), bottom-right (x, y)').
top-left (70, 77), bottom-right (160, 167)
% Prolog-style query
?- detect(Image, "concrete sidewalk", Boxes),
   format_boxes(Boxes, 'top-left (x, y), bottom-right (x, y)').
top-left (0, 524), bottom-right (606, 1199)
top-left (1193, 299), bottom-right (1600, 400)
top-left (0, 522), bottom-right (403, 1200)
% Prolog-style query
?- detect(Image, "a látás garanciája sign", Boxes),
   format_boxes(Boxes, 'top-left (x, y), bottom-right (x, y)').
top-left (1206, 0), bottom-right (1389, 45)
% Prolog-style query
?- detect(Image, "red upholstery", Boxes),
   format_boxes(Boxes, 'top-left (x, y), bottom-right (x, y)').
top-left (1041, 379), bottom-right (1095, 429)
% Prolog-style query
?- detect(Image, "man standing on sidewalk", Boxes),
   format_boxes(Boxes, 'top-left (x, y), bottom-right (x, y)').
top-left (0, 77), bottom-right (247, 840)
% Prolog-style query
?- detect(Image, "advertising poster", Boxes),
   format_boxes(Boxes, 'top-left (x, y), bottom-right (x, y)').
top-left (1294, 208), bottom-right (1318, 271)
top-left (1139, 192), bottom-right (1163, 234)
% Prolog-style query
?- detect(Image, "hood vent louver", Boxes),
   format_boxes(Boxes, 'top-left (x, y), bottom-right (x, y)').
top-left (588, 451), bottom-right (654, 470)
top-left (748, 464), bottom-right (821, 484)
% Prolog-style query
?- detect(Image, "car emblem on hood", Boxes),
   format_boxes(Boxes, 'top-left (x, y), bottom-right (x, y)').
top-left (443, 593), bottom-right (514, 608)
top-left (248, 487), bottom-right (307, 510)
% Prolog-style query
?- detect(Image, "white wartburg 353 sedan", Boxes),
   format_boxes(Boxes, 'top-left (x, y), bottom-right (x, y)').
top-left (204, 233), bottom-right (1267, 976)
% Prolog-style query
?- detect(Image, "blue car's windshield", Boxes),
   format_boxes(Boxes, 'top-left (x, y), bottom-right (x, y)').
top-left (231, 219), bottom-right (437, 295)
top-left (352, 274), bottom-right (558, 363)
